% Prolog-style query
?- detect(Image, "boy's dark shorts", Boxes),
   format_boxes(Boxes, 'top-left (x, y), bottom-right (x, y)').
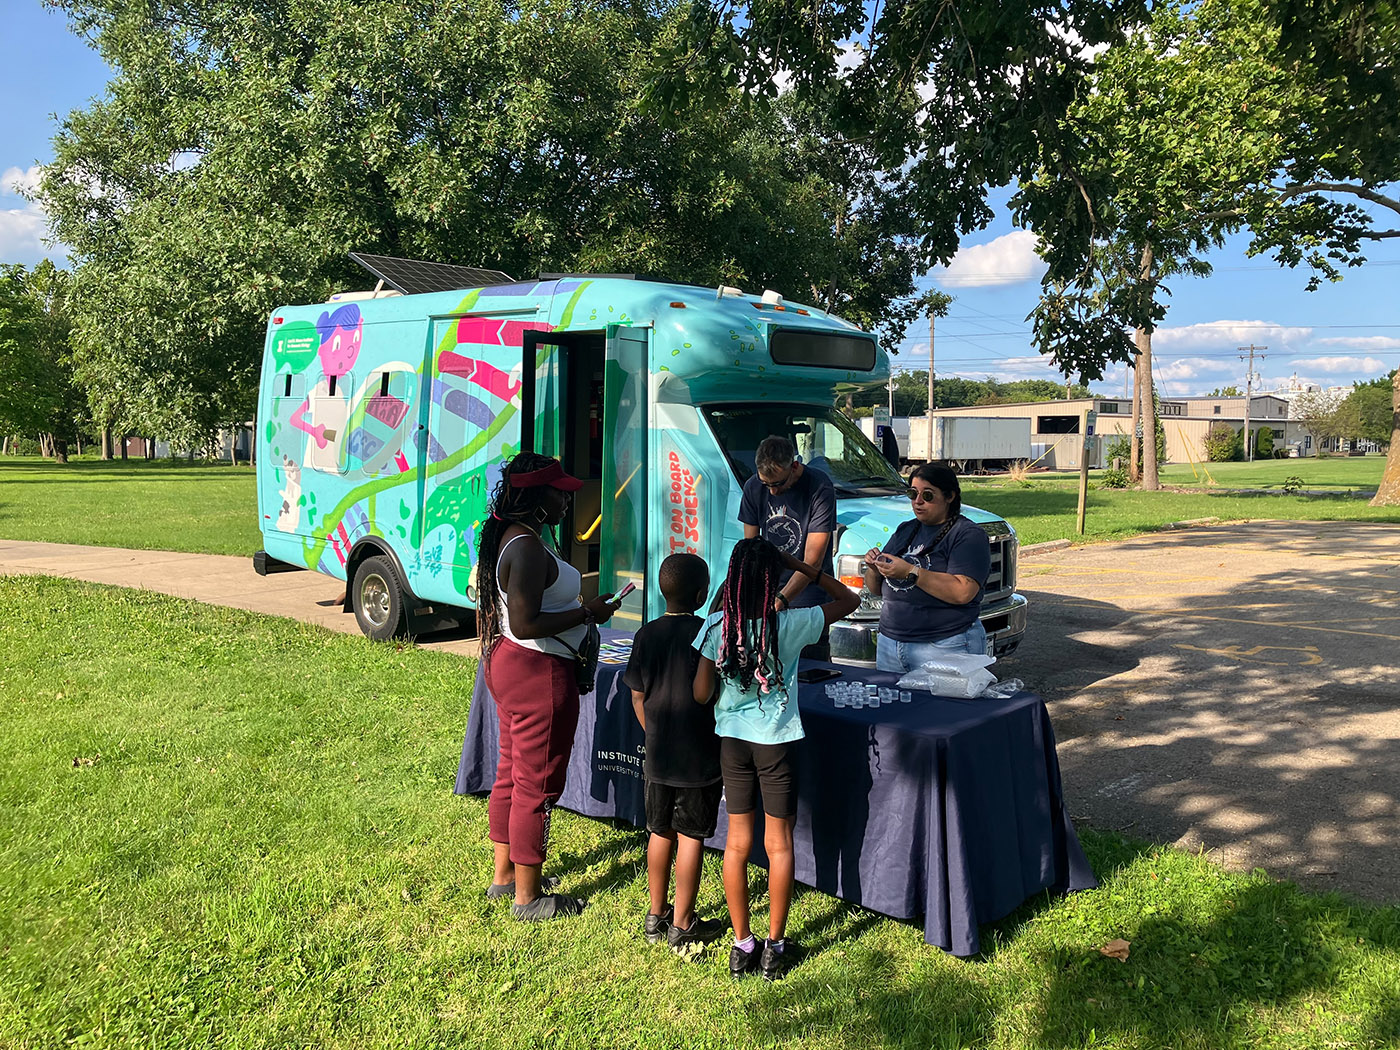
top-left (645, 781), bottom-right (723, 840)
top-left (719, 738), bottom-right (797, 820)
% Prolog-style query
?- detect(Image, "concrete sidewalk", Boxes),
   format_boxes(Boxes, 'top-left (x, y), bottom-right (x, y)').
top-left (0, 539), bottom-right (483, 658)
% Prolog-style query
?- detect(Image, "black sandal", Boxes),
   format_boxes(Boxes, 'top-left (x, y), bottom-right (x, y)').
top-left (511, 893), bottom-right (587, 922)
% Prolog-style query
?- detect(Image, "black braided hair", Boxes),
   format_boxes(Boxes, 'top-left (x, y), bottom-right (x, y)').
top-left (715, 538), bottom-right (787, 702)
top-left (475, 451), bottom-right (565, 655)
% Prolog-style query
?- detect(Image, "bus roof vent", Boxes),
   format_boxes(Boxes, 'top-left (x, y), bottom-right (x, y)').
top-left (349, 252), bottom-right (514, 295)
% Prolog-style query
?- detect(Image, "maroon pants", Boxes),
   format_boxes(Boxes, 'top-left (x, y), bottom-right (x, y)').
top-left (486, 638), bottom-right (581, 866)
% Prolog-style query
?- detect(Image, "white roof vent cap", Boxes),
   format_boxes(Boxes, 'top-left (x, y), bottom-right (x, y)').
top-left (761, 289), bottom-right (783, 306)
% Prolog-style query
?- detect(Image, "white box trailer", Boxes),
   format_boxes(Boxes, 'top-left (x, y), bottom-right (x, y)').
top-left (857, 415), bottom-right (910, 460)
top-left (907, 416), bottom-right (1032, 470)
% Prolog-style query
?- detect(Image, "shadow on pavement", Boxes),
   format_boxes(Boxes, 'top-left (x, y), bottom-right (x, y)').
top-left (1001, 523), bottom-right (1400, 903)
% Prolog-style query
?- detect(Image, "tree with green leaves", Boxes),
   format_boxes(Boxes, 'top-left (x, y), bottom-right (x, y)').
top-left (1210, 386), bottom-right (1244, 397)
top-left (41, 0), bottom-right (935, 447)
top-left (0, 262), bottom-right (83, 461)
top-left (1341, 372), bottom-right (1397, 447)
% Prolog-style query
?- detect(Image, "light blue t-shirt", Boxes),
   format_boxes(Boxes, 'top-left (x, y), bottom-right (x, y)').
top-left (695, 606), bottom-right (825, 745)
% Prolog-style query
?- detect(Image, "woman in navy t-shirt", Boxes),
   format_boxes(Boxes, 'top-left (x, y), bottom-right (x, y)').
top-left (862, 464), bottom-right (992, 672)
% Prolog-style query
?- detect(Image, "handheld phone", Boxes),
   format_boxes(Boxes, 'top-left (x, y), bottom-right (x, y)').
top-left (611, 581), bottom-right (637, 604)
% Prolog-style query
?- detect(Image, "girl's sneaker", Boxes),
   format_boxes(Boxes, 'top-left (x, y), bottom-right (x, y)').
top-left (760, 939), bottom-right (800, 981)
top-left (729, 939), bottom-right (762, 978)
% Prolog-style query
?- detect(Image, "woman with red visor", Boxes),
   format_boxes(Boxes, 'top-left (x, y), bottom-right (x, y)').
top-left (476, 452), bottom-right (617, 920)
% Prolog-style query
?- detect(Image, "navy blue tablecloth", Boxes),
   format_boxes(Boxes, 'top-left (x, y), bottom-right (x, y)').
top-left (455, 632), bottom-right (1097, 956)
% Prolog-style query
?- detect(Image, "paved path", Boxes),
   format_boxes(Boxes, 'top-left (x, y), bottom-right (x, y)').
top-left (4, 524), bottom-right (1398, 903)
top-left (1004, 520), bottom-right (1400, 904)
top-left (0, 539), bottom-right (483, 657)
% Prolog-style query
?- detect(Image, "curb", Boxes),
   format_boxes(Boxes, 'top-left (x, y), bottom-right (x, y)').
top-left (1021, 539), bottom-right (1073, 557)
top-left (1163, 516), bottom-right (1221, 530)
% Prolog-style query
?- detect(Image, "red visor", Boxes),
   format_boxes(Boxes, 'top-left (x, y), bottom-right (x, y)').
top-left (509, 461), bottom-right (583, 491)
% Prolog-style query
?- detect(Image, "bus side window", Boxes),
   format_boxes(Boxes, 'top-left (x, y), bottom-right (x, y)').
top-left (307, 371), bottom-right (352, 474)
top-left (347, 370), bottom-right (414, 476)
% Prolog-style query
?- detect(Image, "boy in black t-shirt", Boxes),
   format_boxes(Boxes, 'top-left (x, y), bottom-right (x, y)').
top-left (624, 553), bottom-right (728, 951)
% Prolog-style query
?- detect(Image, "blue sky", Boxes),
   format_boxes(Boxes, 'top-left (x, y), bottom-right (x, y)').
top-left (3, 2), bottom-right (1397, 396)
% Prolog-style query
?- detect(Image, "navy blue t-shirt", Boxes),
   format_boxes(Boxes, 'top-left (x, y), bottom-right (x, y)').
top-left (877, 515), bottom-right (991, 642)
top-left (738, 466), bottom-right (836, 607)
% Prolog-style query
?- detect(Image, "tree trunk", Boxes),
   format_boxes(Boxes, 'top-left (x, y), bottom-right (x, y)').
top-left (1371, 370), bottom-right (1400, 505)
top-left (120, 434), bottom-right (128, 461)
top-left (1129, 347), bottom-right (1143, 483)
top-left (101, 427), bottom-right (112, 460)
top-left (1141, 334), bottom-right (1159, 491)
top-left (52, 437), bottom-right (68, 464)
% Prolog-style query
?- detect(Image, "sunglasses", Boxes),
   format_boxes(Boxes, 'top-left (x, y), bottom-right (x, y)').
top-left (907, 488), bottom-right (943, 504)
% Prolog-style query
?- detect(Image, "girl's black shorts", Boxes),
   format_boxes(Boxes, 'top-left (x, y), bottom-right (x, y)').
top-left (719, 737), bottom-right (797, 820)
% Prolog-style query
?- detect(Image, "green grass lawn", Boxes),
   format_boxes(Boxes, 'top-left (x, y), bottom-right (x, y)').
top-left (3, 577), bottom-right (1397, 1050)
top-left (1153, 456), bottom-right (1384, 492)
top-left (1, 455), bottom-right (1395, 559)
top-left (964, 456), bottom-right (1398, 546)
top-left (0, 457), bottom-right (259, 556)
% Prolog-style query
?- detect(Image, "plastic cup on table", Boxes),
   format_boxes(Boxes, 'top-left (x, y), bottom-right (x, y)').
top-left (899, 690), bottom-right (912, 704)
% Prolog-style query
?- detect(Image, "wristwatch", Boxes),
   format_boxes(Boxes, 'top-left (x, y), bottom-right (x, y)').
top-left (775, 593), bottom-right (791, 609)
top-left (902, 569), bottom-right (920, 585)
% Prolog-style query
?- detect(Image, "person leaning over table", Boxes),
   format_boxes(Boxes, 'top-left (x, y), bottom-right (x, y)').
top-left (739, 434), bottom-right (836, 657)
top-left (862, 463), bottom-right (992, 671)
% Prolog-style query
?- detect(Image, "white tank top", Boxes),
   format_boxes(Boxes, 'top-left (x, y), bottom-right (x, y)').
top-left (496, 531), bottom-right (587, 657)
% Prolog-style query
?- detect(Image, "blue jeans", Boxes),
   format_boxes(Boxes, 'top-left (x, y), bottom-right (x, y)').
top-left (875, 620), bottom-right (989, 673)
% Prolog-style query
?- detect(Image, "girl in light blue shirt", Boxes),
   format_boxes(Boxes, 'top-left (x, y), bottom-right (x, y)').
top-left (693, 539), bottom-right (858, 980)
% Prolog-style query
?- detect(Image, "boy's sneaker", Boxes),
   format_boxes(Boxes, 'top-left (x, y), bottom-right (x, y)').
top-left (729, 939), bottom-right (763, 978)
top-left (666, 916), bottom-right (727, 951)
top-left (643, 905), bottom-right (674, 944)
top-left (760, 939), bottom-right (801, 982)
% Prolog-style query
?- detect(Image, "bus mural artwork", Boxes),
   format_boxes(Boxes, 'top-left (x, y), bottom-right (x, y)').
top-left (255, 263), bottom-right (1027, 659)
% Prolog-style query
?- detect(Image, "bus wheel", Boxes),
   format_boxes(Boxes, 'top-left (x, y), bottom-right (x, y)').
top-left (353, 555), bottom-right (408, 641)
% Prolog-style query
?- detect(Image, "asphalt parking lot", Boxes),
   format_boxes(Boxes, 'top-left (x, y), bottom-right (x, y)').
top-left (1000, 519), bottom-right (1400, 904)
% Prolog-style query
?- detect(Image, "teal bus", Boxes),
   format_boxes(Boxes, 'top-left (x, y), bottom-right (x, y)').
top-left (253, 259), bottom-right (1027, 663)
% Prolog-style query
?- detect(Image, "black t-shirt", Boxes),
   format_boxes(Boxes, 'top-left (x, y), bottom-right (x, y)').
top-left (738, 466), bottom-right (837, 606)
top-left (877, 515), bottom-right (991, 642)
top-left (622, 615), bottom-right (721, 787)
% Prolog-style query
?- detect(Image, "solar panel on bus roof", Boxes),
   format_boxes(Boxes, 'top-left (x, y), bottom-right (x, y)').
top-left (349, 252), bottom-right (514, 295)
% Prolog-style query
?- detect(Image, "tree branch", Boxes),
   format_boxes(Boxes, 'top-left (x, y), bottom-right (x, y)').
top-left (1277, 182), bottom-right (1400, 217)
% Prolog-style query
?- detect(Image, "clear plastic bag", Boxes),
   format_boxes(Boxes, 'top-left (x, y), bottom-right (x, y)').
top-left (978, 677), bottom-right (1025, 699)
top-left (896, 661), bottom-right (998, 699)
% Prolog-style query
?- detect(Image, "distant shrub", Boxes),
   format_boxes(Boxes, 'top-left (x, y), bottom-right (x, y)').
top-left (1282, 475), bottom-right (1304, 495)
top-left (1101, 466), bottom-right (1131, 489)
top-left (1254, 427), bottom-right (1275, 458)
top-left (1204, 422), bottom-right (1242, 462)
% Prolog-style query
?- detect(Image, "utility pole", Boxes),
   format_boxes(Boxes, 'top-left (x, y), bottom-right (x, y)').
top-left (926, 312), bottom-right (936, 418)
top-left (1238, 344), bottom-right (1267, 463)
top-left (887, 372), bottom-right (897, 418)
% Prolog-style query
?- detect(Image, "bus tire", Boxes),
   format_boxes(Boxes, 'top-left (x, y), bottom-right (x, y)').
top-left (352, 555), bottom-right (408, 641)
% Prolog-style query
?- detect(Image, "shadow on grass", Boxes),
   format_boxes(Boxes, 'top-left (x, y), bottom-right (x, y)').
top-left (1030, 880), bottom-right (1398, 1048)
top-left (748, 837), bottom-right (1400, 1050)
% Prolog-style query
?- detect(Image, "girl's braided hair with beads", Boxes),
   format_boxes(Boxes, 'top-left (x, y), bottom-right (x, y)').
top-left (714, 538), bottom-right (787, 700)
top-left (475, 451), bottom-right (566, 656)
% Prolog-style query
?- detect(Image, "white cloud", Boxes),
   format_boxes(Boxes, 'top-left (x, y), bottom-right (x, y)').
top-left (1149, 320), bottom-right (1314, 353)
top-left (1, 165), bottom-right (57, 264)
top-left (1289, 355), bottom-right (1390, 375)
top-left (1314, 336), bottom-right (1400, 351)
top-left (936, 231), bottom-right (1045, 288)
top-left (2, 165), bottom-right (42, 195)
top-left (1152, 357), bottom-right (1235, 382)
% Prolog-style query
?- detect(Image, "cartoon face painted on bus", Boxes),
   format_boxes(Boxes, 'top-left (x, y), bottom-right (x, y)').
top-left (290, 304), bottom-right (363, 470)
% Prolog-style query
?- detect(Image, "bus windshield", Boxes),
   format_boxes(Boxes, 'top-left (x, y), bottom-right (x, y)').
top-left (703, 403), bottom-right (905, 494)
